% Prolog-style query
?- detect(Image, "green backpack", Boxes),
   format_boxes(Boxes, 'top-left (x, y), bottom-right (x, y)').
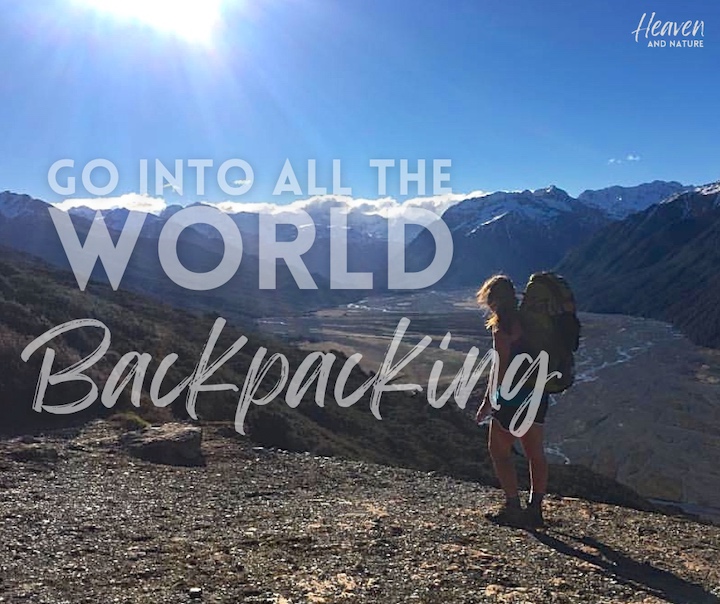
top-left (518, 272), bottom-right (581, 393)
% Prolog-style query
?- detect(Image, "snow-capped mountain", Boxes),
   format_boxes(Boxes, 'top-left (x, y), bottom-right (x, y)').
top-left (61, 199), bottom-right (398, 289)
top-left (577, 180), bottom-right (690, 219)
top-left (156, 199), bottom-right (430, 287)
top-left (406, 186), bottom-right (611, 287)
top-left (217, 198), bottom-right (433, 257)
top-left (694, 181), bottom-right (720, 197)
top-left (402, 181), bottom-right (698, 289)
top-left (442, 186), bottom-right (579, 228)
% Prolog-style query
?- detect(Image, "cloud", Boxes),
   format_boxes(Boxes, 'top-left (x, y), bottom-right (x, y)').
top-left (51, 193), bottom-right (167, 214)
top-left (211, 190), bottom-right (489, 221)
top-left (233, 179), bottom-right (253, 186)
top-left (50, 190), bottom-right (490, 223)
top-left (608, 154), bottom-right (641, 165)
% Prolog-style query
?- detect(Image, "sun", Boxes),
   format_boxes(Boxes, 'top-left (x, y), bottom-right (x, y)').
top-left (76, 0), bottom-right (223, 44)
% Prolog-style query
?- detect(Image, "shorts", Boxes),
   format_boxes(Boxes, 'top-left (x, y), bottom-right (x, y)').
top-left (492, 388), bottom-right (549, 432)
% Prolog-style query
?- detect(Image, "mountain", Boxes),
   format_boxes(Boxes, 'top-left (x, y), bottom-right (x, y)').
top-left (0, 191), bottom-right (78, 264)
top-left (558, 182), bottom-right (720, 347)
top-left (5, 192), bottom-right (401, 298)
top-left (226, 201), bottom-right (393, 289)
top-left (405, 186), bottom-right (611, 287)
top-left (0, 192), bottom-right (356, 321)
top-left (6, 191), bottom-right (437, 299)
top-left (193, 199), bottom-right (418, 289)
top-left (578, 180), bottom-right (691, 219)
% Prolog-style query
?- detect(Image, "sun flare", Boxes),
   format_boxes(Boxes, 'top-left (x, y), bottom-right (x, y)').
top-left (76, 0), bottom-right (223, 44)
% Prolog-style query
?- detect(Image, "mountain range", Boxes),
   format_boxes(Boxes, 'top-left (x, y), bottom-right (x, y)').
top-left (0, 180), bottom-right (689, 294)
top-left (2, 178), bottom-right (718, 348)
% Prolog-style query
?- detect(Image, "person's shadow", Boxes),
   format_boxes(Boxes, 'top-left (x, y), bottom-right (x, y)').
top-left (530, 529), bottom-right (719, 604)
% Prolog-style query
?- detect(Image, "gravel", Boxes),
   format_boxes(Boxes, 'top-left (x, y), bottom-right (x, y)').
top-left (0, 421), bottom-right (718, 603)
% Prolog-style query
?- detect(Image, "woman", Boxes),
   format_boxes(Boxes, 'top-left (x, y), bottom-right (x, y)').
top-left (475, 274), bottom-right (548, 528)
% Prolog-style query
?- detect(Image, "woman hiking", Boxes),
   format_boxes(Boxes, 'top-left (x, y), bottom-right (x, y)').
top-left (475, 274), bottom-right (549, 528)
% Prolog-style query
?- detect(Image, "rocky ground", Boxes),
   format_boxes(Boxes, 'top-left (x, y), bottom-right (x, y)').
top-left (1, 421), bottom-right (719, 604)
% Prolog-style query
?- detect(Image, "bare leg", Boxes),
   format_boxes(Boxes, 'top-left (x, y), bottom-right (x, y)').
top-left (519, 423), bottom-right (548, 498)
top-left (488, 419), bottom-right (519, 498)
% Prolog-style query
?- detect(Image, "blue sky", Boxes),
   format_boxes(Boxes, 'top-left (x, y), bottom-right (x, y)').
top-left (0, 0), bottom-right (718, 206)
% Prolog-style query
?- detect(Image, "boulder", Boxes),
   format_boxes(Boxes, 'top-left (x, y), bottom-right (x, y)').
top-left (120, 424), bottom-right (205, 467)
top-left (8, 443), bottom-right (60, 464)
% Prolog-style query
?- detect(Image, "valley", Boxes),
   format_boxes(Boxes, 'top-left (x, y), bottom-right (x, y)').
top-left (255, 288), bottom-right (720, 519)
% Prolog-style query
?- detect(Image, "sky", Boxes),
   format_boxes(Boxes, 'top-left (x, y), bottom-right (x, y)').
top-left (0, 0), bottom-right (718, 210)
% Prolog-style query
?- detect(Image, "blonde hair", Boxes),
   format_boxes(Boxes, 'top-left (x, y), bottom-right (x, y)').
top-left (476, 274), bottom-right (518, 331)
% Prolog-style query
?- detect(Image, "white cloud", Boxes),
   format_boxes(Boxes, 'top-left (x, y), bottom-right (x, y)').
top-left (609, 154), bottom-right (641, 165)
top-left (233, 179), bottom-right (253, 186)
top-left (210, 190), bottom-right (488, 219)
top-left (51, 193), bottom-right (167, 214)
top-left (49, 190), bottom-right (490, 223)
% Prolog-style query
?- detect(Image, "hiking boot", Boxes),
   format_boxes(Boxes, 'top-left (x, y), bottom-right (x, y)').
top-left (485, 503), bottom-right (526, 527)
top-left (525, 504), bottom-right (545, 529)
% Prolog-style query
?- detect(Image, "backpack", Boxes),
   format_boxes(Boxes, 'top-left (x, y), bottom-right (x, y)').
top-left (518, 272), bottom-right (581, 393)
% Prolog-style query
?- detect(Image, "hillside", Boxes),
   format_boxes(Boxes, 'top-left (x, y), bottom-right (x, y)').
top-left (0, 421), bottom-right (718, 604)
top-left (558, 183), bottom-right (720, 348)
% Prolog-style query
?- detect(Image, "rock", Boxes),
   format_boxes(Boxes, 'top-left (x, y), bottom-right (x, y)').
top-left (8, 444), bottom-right (59, 464)
top-left (189, 587), bottom-right (203, 599)
top-left (18, 435), bottom-right (41, 445)
top-left (119, 424), bottom-right (205, 467)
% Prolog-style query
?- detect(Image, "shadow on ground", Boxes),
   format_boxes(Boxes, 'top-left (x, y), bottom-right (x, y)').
top-left (531, 530), bottom-right (720, 604)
